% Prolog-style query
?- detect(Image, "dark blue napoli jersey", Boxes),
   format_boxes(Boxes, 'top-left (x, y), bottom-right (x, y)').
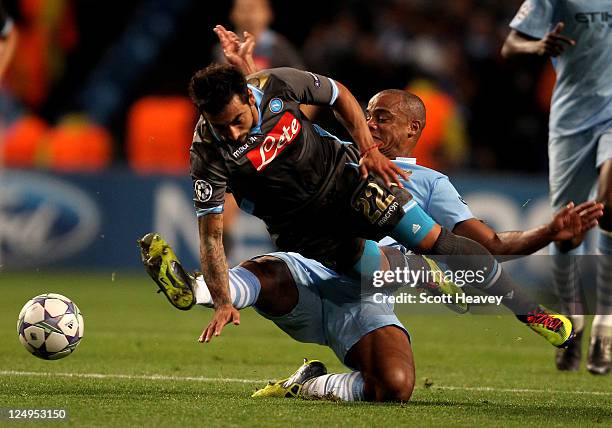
top-left (189, 67), bottom-right (360, 224)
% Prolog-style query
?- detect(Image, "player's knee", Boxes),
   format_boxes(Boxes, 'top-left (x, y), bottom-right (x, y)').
top-left (377, 366), bottom-right (415, 402)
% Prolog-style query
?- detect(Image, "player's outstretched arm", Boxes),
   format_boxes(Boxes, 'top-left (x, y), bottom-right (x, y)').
top-left (197, 214), bottom-right (240, 343)
top-left (501, 22), bottom-right (575, 58)
top-left (214, 24), bottom-right (319, 119)
top-left (452, 201), bottom-right (603, 256)
top-left (332, 82), bottom-right (409, 186)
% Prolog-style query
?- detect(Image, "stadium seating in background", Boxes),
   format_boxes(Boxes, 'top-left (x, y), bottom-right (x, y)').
top-left (126, 96), bottom-right (195, 175)
top-left (2, 115), bottom-right (48, 167)
top-left (1, 114), bottom-right (113, 171)
top-left (46, 117), bottom-right (112, 172)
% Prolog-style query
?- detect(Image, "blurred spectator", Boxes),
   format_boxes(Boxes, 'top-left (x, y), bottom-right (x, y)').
top-left (5, 0), bottom-right (77, 109)
top-left (0, 0), bottom-right (553, 174)
top-left (407, 79), bottom-right (468, 172)
top-left (302, 13), bottom-right (361, 77)
top-left (213, 0), bottom-right (304, 70)
top-left (0, 0), bottom-right (17, 81)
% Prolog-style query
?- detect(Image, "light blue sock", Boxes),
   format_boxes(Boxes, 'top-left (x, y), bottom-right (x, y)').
top-left (350, 239), bottom-right (381, 281)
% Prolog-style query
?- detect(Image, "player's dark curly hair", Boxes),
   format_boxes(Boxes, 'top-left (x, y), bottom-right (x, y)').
top-left (189, 63), bottom-right (249, 116)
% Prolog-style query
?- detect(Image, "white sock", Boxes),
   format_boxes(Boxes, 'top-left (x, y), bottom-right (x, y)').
top-left (194, 266), bottom-right (261, 309)
top-left (592, 229), bottom-right (612, 337)
top-left (592, 315), bottom-right (612, 337)
top-left (550, 243), bottom-right (585, 331)
top-left (301, 372), bottom-right (365, 401)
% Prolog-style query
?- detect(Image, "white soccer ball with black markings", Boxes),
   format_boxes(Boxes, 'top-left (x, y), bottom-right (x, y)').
top-left (17, 293), bottom-right (84, 360)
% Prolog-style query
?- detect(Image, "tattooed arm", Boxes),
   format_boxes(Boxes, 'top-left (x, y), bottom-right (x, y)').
top-left (197, 213), bottom-right (240, 343)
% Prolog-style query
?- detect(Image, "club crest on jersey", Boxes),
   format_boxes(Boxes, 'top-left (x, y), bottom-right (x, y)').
top-left (194, 180), bottom-right (213, 202)
top-left (247, 111), bottom-right (301, 171)
top-left (269, 98), bottom-right (283, 114)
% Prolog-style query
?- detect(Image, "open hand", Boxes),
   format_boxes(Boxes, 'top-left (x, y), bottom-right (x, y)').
top-left (359, 147), bottom-right (410, 187)
top-left (213, 24), bottom-right (257, 74)
top-left (548, 201), bottom-right (603, 244)
top-left (199, 304), bottom-right (241, 343)
top-left (534, 22), bottom-right (575, 57)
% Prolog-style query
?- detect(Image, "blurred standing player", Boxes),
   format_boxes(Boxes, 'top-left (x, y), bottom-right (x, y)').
top-left (502, 0), bottom-right (612, 374)
top-left (0, 0), bottom-right (17, 80)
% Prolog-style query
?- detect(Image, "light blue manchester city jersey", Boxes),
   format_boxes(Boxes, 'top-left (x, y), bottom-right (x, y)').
top-left (379, 157), bottom-right (474, 252)
top-left (510, 0), bottom-right (612, 137)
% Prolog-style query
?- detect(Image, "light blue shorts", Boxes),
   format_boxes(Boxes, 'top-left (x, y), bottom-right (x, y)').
top-left (254, 252), bottom-right (409, 368)
top-left (549, 119), bottom-right (612, 210)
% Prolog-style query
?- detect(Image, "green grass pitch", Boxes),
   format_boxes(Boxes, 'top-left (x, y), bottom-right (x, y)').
top-left (1, 271), bottom-right (611, 427)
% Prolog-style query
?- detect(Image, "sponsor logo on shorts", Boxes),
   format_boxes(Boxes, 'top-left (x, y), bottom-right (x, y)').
top-left (269, 98), bottom-right (283, 114)
top-left (194, 180), bottom-right (213, 202)
top-left (412, 223), bottom-right (421, 234)
top-left (247, 112), bottom-right (301, 171)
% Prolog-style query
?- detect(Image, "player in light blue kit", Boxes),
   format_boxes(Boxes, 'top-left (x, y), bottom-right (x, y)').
top-left (503, 0), bottom-right (612, 374)
top-left (138, 88), bottom-right (601, 402)
top-left (136, 29), bottom-right (602, 402)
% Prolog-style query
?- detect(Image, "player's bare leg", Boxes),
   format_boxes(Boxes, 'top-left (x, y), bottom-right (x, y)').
top-left (344, 326), bottom-right (415, 402)
top-left (239, 256), bottom-right (298, 316)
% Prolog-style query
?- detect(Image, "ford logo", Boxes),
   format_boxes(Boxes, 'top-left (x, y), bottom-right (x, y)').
top-left (0, 170), bottom-right (100, 268)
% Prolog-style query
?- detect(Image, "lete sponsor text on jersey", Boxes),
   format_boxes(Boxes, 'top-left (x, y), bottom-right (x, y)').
top-left (247, 111), bottom-right (301, 171)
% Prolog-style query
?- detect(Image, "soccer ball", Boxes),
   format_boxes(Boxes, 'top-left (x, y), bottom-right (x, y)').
top-left (17, 293), bottom-right (84, 360)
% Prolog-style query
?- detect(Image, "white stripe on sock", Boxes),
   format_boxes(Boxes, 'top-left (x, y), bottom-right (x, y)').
top-left (194, 266), bottom-right (261, 309)
top-left (302, 372), bottom-right (365, 401)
